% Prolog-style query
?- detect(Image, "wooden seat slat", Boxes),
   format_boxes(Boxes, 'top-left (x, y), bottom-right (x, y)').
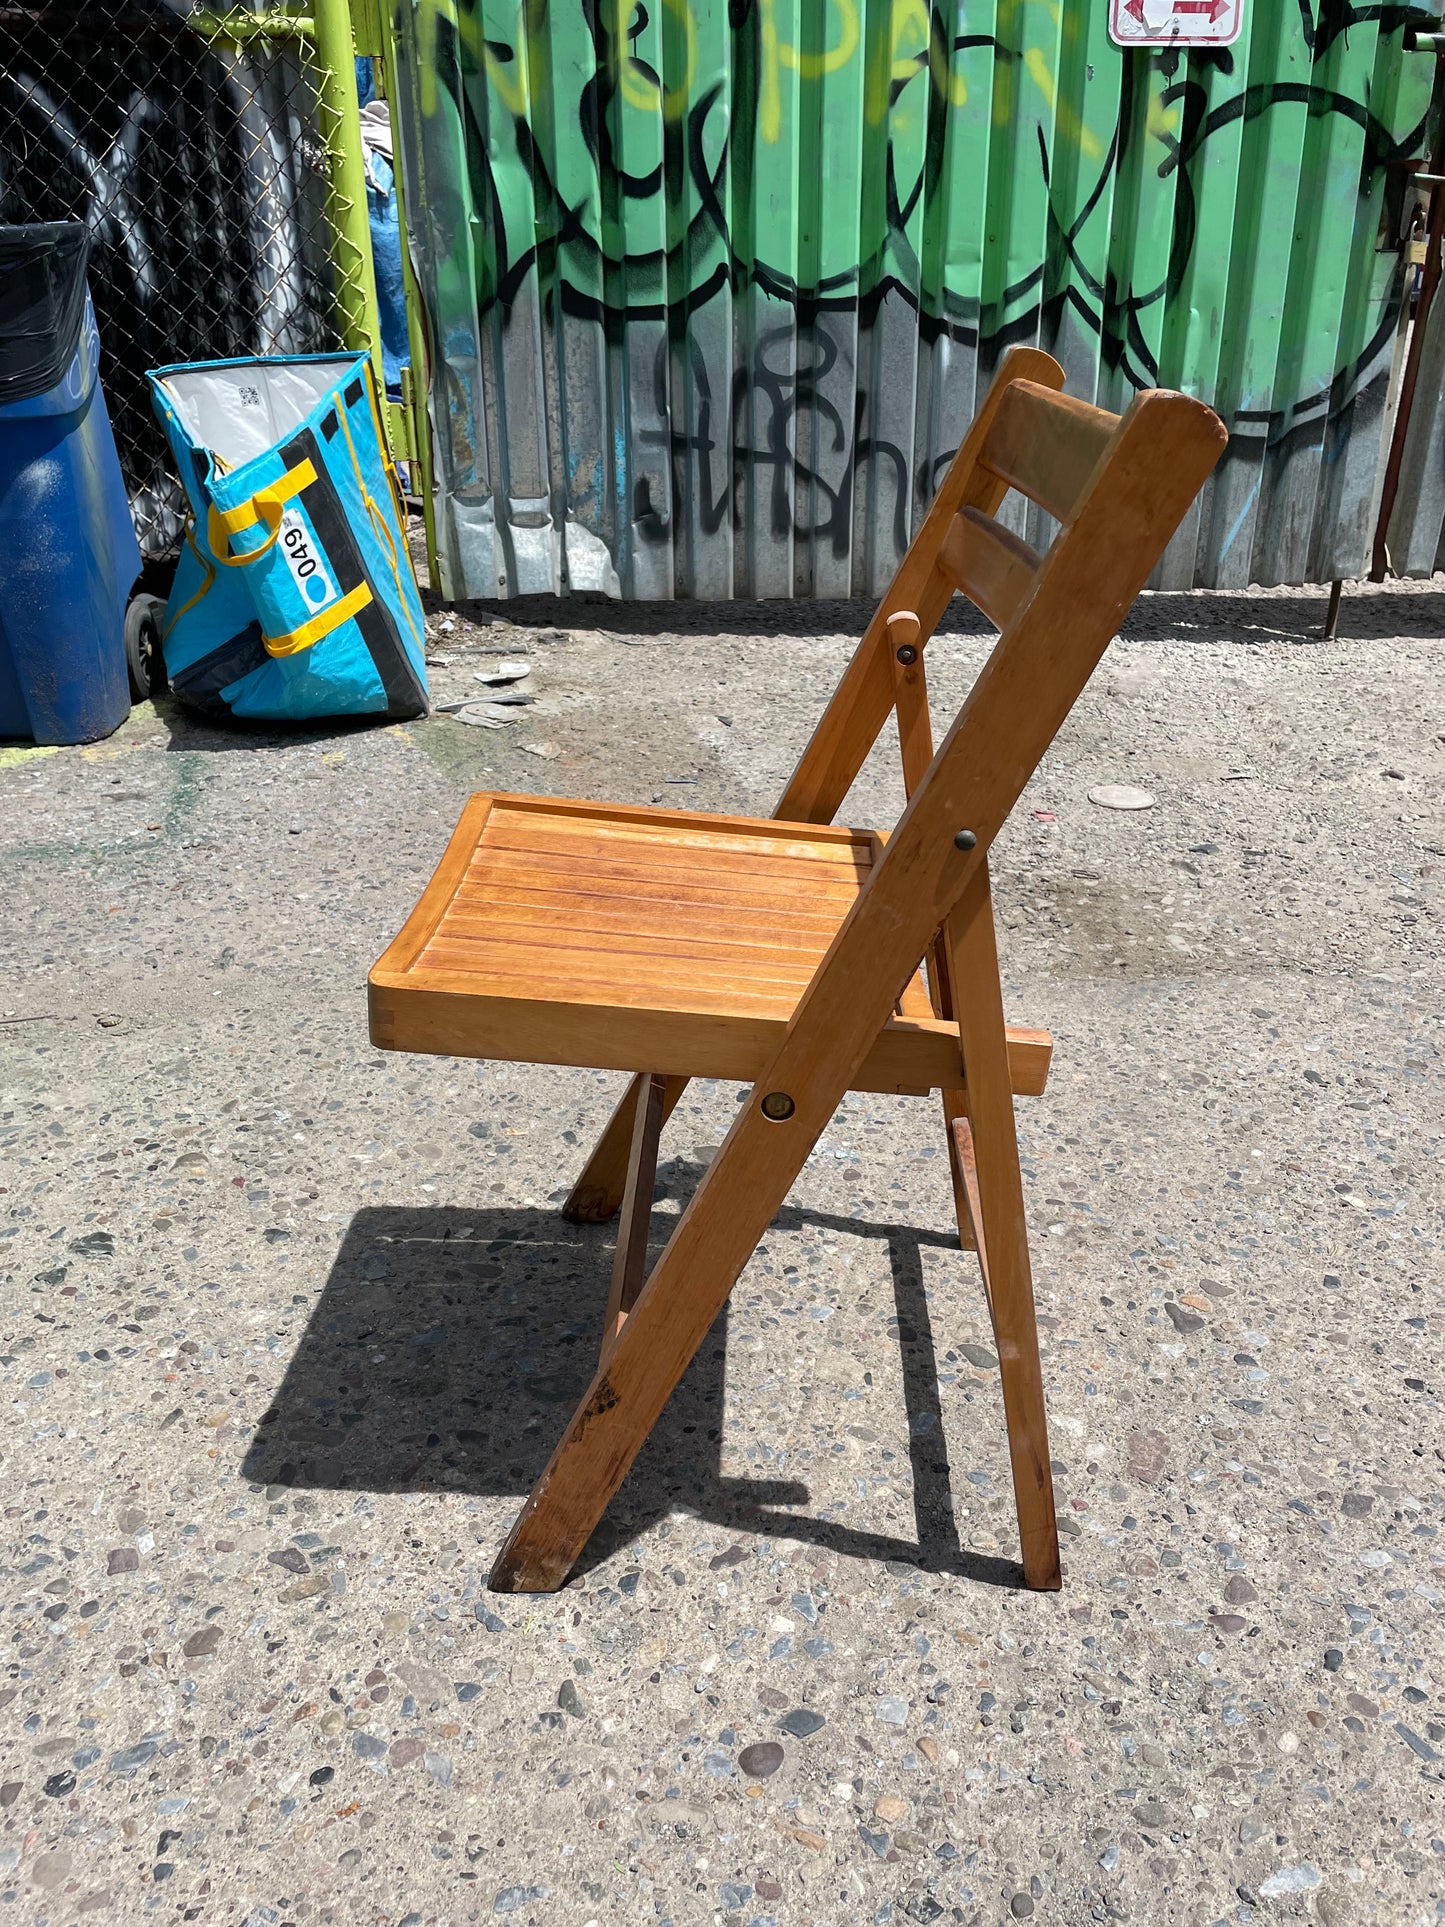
top-left (436, 895), bottom-right (851, 948)
top-left (425, 933), bottom-right (825, 995)
top-left (457, 847), bottom-right (866, 908)
top-left (478, 799), bottom-right (874, 866)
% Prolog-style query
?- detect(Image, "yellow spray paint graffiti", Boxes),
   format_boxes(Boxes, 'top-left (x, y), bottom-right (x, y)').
top-left (614, 0), bottom-right (698, 117)
top-left (1022, 46), bottom-right (1103, 159)
top-left (757, 0), bottom-right (861, 142)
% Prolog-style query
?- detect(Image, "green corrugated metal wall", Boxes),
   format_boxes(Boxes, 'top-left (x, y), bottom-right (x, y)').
top-left (387, 0), bottom-right (1440, 598)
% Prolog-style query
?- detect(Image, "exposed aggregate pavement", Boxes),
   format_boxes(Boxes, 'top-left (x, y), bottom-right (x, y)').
top-left (0, 577), bottom-right (1442, 1927)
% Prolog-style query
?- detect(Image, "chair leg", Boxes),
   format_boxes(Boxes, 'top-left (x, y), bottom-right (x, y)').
top-left (941, 1089), bottom-right (981, 1254)
top-left (947, 1110), bottom-right (990, 1306)
top-left (946, 868), bottom-right (1061, 1592)
top-left (919, 927), bottom-right (980, 1258)
top-left (599, 1073), bottom-right (668, 1364)
top-left (562, 1073), bottom-right (688, 1223)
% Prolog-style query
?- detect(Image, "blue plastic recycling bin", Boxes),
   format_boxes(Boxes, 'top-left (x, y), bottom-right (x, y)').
top-left (0, 223), bottom-right (140, 745)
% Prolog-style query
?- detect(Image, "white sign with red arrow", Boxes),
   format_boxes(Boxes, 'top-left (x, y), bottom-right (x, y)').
top-left (1109, 0), bottom-right (1241, 47)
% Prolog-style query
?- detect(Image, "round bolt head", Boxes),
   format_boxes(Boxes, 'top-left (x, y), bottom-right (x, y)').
top-left (760, 1091), bottom-right (796, 1121)
top-left (895, 643), bottom-right (917, 664)
top-left (953, 828), bottom-right (978, 851)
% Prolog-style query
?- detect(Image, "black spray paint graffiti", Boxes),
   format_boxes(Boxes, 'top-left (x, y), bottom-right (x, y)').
top-left (627, 324), bottom-right (917, 561)
top-left (414, 0), bottom-right (1436, 587)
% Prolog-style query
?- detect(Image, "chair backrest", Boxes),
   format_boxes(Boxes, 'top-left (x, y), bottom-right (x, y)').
top-left (753, 350), bottom-right (1226, 1105)
top-left (775, 347), bottom-right (1225, 832)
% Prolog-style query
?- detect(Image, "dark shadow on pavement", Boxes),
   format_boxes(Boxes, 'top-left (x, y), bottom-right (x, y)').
top-left (152, 694), bottom-right (399, 754)
top-left (1118, 587), bottom-right (1445, 644)
top-left (458, 582), bottom-right (1442, 645)
top-left (243, 1179), bottom-right (1019, 1591)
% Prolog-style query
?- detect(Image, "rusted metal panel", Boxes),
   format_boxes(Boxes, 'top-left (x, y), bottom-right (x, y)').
top-left (388, 0), bottom-right (1439, 599)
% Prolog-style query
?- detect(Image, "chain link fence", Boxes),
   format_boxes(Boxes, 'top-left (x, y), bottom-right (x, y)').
top-left (0, 0), bottom-right (344, 558)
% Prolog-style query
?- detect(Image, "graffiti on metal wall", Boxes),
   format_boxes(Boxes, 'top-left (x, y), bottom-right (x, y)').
top-left (396, 0), bottom-right (1437, 594)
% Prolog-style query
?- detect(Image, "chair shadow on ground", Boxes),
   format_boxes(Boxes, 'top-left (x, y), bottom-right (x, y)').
top-left (243, 1158), bottom-right (1021, 1589)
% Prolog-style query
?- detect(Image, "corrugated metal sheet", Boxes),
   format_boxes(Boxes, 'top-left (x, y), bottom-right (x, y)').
top-left (388, 0), bottom-right (1440, 599)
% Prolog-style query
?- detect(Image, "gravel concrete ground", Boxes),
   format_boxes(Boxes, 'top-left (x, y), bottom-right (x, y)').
top-left (1, 577), bottom-right (1442, 1927)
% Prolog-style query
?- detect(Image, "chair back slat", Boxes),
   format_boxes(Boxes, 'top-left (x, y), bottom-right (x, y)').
top-left (938, 507), bottom-right (1041, 631)
top-left (979, 380), bottom-right (1118, 525)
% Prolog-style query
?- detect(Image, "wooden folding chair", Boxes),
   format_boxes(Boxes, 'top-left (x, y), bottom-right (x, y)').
top-left (369, 348), bottom-right (1227, 1594)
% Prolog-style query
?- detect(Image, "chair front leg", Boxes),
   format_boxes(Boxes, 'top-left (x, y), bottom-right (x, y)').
top-left (490, 1089), bottom-right (845, 1593)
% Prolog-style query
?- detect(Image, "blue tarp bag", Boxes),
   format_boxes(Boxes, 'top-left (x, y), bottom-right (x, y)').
top-left (149, 351), bottom-right (428, 722)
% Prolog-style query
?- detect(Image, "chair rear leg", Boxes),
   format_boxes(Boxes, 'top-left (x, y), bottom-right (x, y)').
top-left (946, 870), bottom-right (1061, 1592)
top-left (563, 1072), bottom-right (688, 1223)
top-left (600, 1073), bottom-right (668, 1364)
top-left (947, 1110), bottom-right (990, 1303)
top-left (928, 936), bottom-right (979, 1258)
top-left (941, 1089), bottom-right (980, 1254)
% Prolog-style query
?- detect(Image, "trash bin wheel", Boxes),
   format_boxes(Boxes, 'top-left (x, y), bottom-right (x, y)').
top-left (124, 593), bottom-right (167, 701)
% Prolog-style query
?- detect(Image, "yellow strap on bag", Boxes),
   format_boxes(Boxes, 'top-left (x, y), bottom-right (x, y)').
top-left (206, 458), bottom-right (318, 566)
top-left (208, 494), bottom-right (283, 564)
top-left (264, 580), bottom-right (374, 658)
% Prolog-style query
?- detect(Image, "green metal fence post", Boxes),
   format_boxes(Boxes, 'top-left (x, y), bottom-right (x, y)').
top-left (311, 0), bottom-right (385, 396)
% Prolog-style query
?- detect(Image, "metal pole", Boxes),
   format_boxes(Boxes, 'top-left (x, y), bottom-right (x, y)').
top-left (396, 238), bottom-right (440, 590)
top-left (311, 0), bottom-right (386, 395)
top-left (1322, 577), bottom-right (1343, 641)
top-left (346, 0), bottom-right (439, 583)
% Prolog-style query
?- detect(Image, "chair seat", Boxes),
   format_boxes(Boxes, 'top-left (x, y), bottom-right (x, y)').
top-left (369, 792), bottom-right (1051, 1096)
